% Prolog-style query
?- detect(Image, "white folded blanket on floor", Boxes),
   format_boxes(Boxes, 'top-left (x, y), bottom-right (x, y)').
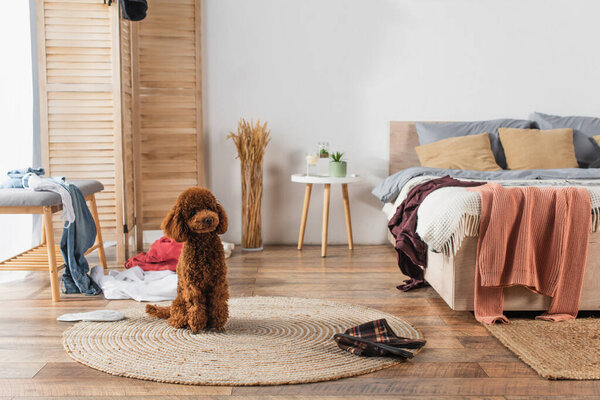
top-left (90, 266), bottom-right (177, 302)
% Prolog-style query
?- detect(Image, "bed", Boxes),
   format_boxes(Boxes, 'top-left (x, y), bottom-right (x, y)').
top-left (382, 121), bottom-right (600, 311)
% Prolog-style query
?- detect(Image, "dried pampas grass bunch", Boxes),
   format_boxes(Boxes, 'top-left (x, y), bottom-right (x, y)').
top-left (227, 119), bottom-right (271, 250)
top-left (227, 119), bottom-right (271, 164)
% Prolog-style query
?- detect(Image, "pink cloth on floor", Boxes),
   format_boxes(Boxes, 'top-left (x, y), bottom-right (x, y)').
top-left (468, 183), bottom-right (590, 324)
top-left (125, 236), bottom-right (182, 271)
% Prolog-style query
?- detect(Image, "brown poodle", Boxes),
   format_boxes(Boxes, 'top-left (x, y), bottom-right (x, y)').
top-left (145, 187), bottom-right (229, 333)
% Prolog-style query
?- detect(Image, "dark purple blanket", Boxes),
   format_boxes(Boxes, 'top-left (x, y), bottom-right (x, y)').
top-left (388, 176), bottom-right (484, 291)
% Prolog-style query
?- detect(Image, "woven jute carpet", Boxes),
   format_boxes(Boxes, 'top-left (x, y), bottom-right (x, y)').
top-left (486, 318), bottom-right (600, 380)
top-left (63, 296), bottom-right (422, 386)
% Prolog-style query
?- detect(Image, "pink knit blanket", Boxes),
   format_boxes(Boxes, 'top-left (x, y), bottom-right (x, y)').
top-left (468, 183), bottom-right (590, 324)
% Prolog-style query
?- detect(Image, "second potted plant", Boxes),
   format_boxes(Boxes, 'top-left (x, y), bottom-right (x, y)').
top-left (328, 152), bottom-right (347, 177)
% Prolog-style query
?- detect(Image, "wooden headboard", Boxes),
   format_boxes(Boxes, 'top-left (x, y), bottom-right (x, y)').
top-left (389, 121), bottom-right (445, 175)
top-left (389, 121), bottom-right (420, 175)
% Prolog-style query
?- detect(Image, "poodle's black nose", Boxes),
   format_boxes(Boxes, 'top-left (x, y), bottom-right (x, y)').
top-left (203, 217), bottom-right (213, 225)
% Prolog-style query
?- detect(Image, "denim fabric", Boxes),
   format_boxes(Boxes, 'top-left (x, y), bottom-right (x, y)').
top-left (7, 167), bottom-right (45, 179)
top-left (0, 178), bottom-right (24, 188)
top-left (60, 184), bottom-right (101, 295)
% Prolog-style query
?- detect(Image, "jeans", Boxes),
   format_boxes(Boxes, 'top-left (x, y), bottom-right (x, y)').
top-left (0, 178), bottom-right (24, 188)
top-left (60, 184), bottom-right (101, 295)
top-left (6, 167), bottom-right (45, 179)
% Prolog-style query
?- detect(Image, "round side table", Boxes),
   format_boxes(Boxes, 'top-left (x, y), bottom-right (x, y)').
top-left (291, 173), bottom-right (361, 257)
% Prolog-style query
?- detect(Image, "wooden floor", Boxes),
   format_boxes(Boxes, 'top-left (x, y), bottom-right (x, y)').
top-left (0, 244), bottom-right (598, 399)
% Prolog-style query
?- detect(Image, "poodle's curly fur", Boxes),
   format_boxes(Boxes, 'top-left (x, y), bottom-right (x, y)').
top-left (145, 187), bottom-right (229, 333)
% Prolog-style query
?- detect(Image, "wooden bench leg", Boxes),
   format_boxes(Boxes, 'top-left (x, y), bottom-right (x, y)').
top-left (89, 194), bottom-right (107, 268)
top-left (297, 183), bottom-right (312, 250)
top-left (43, 207), bottom-right (60, 302)
top-left (40, 215), bottom-right (46, 245)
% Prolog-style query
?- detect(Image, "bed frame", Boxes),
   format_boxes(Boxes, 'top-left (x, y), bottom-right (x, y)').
top-left (389, 121), bottom-right (600, 311)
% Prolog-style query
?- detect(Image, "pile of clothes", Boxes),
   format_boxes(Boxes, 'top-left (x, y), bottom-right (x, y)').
top-left (90, 236), bottom-right (234, 301)
top-left (2, 167), bottom-right (236, 302)
top-left (0, 167), bottom-right (100, 295)
top-left (125, 236), bottom-right (182, 271)
top-left (124, 236), bottom-right (234, 271)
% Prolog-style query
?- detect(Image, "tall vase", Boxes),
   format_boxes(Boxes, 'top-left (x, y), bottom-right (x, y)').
top-left (241, 161), bottom-right (263, 251)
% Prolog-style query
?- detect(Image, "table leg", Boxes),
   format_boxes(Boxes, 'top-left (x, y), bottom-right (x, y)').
top-left (321, 184), bottom-right (331, 257)
top-left (297, 183), bottom-right (312, 250)
top-left (342, 184), bottom-right (354, 250)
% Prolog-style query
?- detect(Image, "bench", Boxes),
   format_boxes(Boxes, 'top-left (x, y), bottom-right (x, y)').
top-left (0, 180), bottom-right (107, 302)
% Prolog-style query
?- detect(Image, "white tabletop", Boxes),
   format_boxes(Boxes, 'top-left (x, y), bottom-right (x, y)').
top-left (291, 173), bottom-right (361, 184)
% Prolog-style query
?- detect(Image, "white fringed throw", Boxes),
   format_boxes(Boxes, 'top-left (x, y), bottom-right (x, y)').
top-left (391, 177), bottom-right (600, 258)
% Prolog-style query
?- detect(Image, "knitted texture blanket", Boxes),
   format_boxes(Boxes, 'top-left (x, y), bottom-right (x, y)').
top-left (412, 178), bottom-right (600, 257)
top-left (469, 183), bottom-right (591, 324)
top-left (388, 176), bottom-right (484, 291)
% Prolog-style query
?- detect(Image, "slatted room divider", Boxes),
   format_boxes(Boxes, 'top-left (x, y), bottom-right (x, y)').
top-left (37, 0), bottom-right (127, 263)
top-left (120, 15), bottom-right (136, 258)
top-left (36, 0), bottom-right (204, 264)
top-left (128, 0), bottom-right (205, 250)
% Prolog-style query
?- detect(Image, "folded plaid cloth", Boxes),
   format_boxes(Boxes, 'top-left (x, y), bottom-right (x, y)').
top-left (333, 319), bottom-right (426, 359)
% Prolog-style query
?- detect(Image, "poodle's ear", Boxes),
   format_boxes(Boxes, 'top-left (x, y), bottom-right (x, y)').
top-left (215, 202), bottom-right (228, 235)
top-left (161, 205), bottom-right (189, 242)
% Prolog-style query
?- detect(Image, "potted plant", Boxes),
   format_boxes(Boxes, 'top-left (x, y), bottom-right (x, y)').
top-left (328, 152), bottom-right (347, 177)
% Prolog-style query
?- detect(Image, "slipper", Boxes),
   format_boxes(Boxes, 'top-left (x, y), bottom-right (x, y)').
top-left (334, 318), bottom-right (426, 359)
top-left (57, 310), bottom-right (125, 322)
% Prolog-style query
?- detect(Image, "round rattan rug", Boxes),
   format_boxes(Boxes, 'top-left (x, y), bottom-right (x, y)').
top-left (63, 296), bottom-right (422, 386)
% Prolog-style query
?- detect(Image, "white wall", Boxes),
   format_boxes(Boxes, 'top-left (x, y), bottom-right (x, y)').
top-left (0, 1), bottom-right (35, 262)
top-left (204, 0), bottom-right (600, 245)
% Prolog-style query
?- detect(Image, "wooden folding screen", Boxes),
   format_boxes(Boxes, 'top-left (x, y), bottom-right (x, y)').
top-left (119, 18), bottom-right (136, 257)
top-left (37, 0), bottom-right (204, 262)
top-left (36, 0), bottom-right (129, 264)
top-left (128, 0), bottom-right (205, 250)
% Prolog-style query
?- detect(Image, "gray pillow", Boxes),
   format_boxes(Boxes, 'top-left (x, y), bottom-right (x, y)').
top-left (415, 119), bottom-right (532, 169)
top-left (531, 112), bottom-right (600, 168)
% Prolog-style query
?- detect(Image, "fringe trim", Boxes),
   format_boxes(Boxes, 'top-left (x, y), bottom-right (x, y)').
top-left (440, 214), bottom-right (480, 257)
top-left (440, 207), bottom-right (600, 258)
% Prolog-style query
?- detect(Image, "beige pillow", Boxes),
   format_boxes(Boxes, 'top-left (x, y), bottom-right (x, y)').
top-left (415, 132), bottom-right (501, 171)
top-left (498, 128), bottom-right (578, 170)
top-left (593, 135), bottom-right (600, 147)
